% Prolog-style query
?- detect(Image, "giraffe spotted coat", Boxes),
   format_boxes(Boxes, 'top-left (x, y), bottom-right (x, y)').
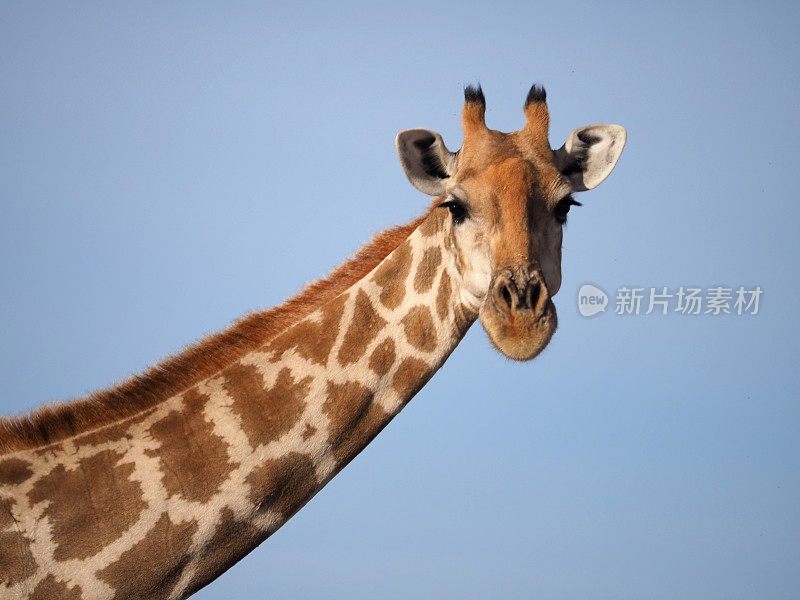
top-left (0, 211), bottom-right (475, 599)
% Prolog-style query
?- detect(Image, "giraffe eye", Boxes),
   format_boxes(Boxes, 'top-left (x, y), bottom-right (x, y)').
top-left (439, 199), bottom-right (468, 225)
top-left (554, 196), bottom-right (581, 224)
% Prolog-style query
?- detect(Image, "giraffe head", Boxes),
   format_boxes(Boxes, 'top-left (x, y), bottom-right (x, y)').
top-left (397, 85), bottom-right (626, 360)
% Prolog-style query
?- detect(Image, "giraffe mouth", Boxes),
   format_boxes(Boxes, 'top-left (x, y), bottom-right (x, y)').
top-left (478, 269), bottom-right (558, 361)
top-left (480, 300), bottom-right (557, 361)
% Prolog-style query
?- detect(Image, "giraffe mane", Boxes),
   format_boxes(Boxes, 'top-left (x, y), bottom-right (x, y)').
top-left (0, 211), bottom-right (431, 454)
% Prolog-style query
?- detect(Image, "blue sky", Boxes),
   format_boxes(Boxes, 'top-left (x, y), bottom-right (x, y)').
top-left (1, 2), bottom-right (798, 598)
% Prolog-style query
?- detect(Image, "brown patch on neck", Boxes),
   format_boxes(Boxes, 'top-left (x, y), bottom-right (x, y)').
top-left (436, 272), bottom-right (453, 321)
top-left (338, 290), bottom-right (387, 366)
top-left (245, 451), bottom-right (318, 519)
top-left (371, 240), bottom-right (413, 310)
top-left (97, 512), bottom-right (197, 598)
top-left (0, 521), bottom-right (37, 586)
top-left (401, 306), bottom-right (437, 352)
top-left (29, 576), bottom-right (83, 600)
top-left (146, 387), bottom-right (234, 504)
top-left (323, 380), bottom-right (377, 459)
top-left (0, 210), bottom-right (433, 454)
top-left (368, 338), bottom-right (396, 377)
top-left (413, 247), bottom-right (442, 293)
top-left (180, 507), bottom-right (266, 599)
top-left (223, 365), bottom-right (311, 449)
top-left (28, 449), bottom-right (148, 561)
top-left (0, 457), bottom-right (33, 485)
top-left (391, 357), bottom-right (434, 400)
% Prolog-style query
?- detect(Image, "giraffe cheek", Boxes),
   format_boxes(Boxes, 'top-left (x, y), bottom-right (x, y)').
top-left (539, 236), bottom-right (563, 297)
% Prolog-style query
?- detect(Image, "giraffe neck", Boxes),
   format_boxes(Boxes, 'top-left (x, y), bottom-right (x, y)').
top-left (0, 209), bottom-right (479, 599)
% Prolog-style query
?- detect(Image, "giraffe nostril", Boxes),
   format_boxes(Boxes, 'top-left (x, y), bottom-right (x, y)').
top-left (527, 281), bottom-right (541, 310)
top-left (500, 284), bottom-right (513, 309)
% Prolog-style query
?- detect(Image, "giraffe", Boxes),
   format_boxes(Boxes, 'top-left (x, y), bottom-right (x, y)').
top-left (0, 85), bottom-right (626, 599)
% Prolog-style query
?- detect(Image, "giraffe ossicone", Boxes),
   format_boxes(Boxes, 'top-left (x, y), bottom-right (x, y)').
top-left (0, 85), bottom-right (626, 599)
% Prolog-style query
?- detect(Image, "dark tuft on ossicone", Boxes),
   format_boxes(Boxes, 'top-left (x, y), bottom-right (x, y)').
top-left (525, 84), bottom-right (547, 106)
top-left (464, 84), bottom-right (486, 106)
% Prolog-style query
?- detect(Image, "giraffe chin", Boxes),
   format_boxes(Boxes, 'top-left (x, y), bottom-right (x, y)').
top-left (479, 300), bottom-right (558, 361)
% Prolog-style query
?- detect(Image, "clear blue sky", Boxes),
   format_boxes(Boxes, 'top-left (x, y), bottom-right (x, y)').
top-left (2, 2), bottom-right (798, 598)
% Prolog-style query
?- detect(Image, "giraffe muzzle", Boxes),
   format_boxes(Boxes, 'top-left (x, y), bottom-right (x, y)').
top-left (491, 267), bottom-right (551, 318)
top-left (480, 266), bottom-right (557, 361)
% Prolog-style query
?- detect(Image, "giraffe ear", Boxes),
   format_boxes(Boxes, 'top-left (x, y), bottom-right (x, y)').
top-left (554, 124), bottom-right (627, 192)
top-left (396, 129), bottom-right (456, 196)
